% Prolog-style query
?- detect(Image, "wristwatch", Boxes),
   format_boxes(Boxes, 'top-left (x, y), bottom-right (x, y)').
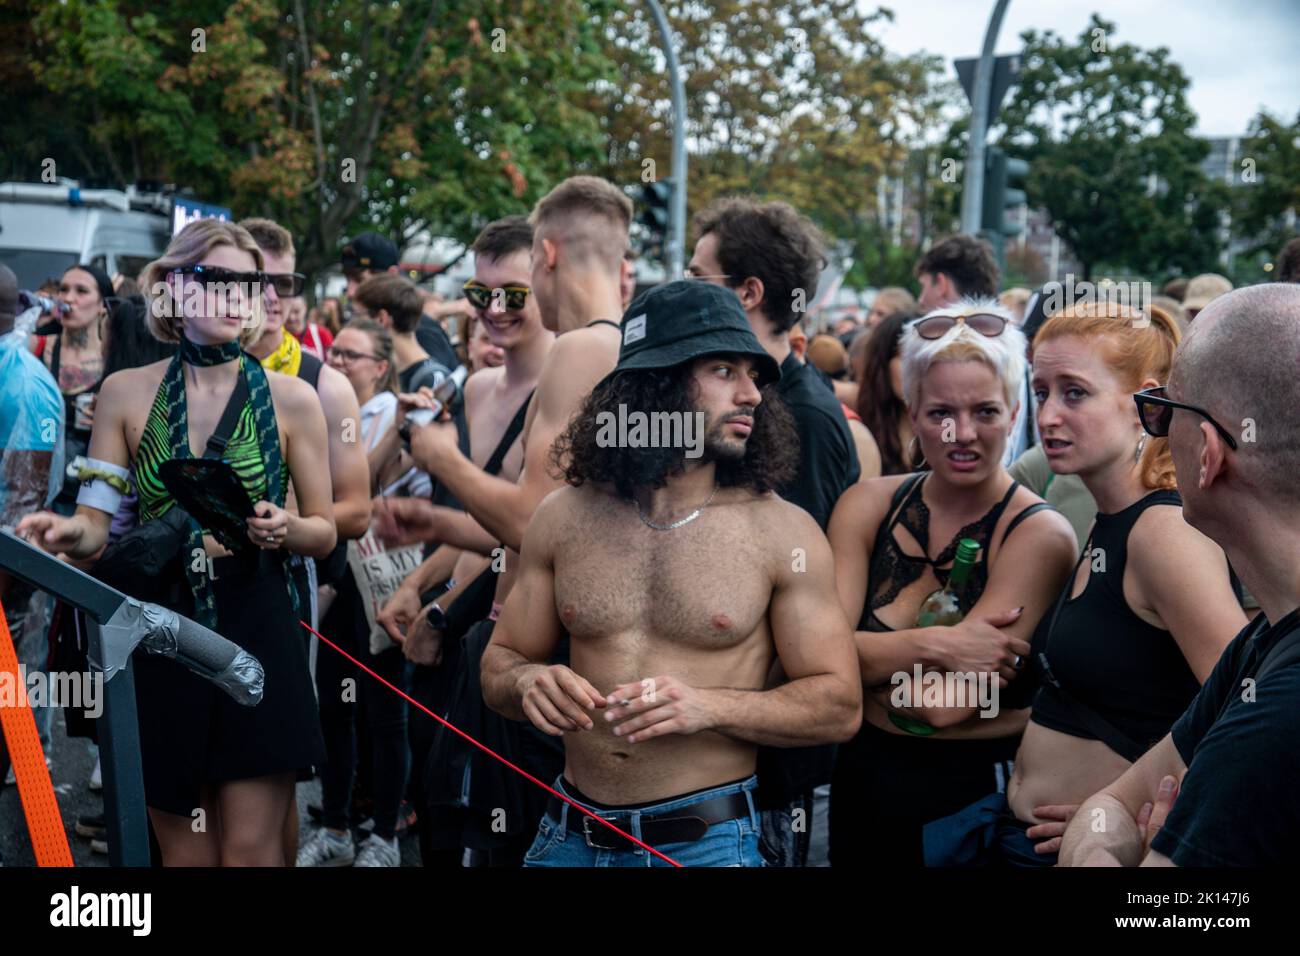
top-left (423, 602), bottom-right (448, 633)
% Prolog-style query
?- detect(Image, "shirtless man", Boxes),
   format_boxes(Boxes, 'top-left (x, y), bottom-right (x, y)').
top-left (481, 281), bottom-right (862, 867)
top-left (374, 175), bottom-right (631, 583)
top-left (377, 216), bottom-right (554, 659)
top-left (240, 219), bottom-right (371, 544)
top-left (239, 218), bottom-right (370, 865)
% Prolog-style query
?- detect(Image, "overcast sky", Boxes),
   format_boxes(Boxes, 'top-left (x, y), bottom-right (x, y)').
top-left (869, 0), bottom-right (1300, 137)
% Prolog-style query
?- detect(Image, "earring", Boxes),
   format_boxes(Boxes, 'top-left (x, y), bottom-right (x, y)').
top-left (1135, 433), bottom-right (1147, 463)
top-left (907, 435), bottom-right (920, 468)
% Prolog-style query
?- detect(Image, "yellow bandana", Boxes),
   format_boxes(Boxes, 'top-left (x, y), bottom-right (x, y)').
top-left (261, 329), bottom-right (302, 377)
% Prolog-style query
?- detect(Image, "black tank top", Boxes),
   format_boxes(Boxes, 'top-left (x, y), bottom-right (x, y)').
top-left (860, 473), bottom-right (1053, 631)
top-left (1028, 489), bottom-right (1199, 752)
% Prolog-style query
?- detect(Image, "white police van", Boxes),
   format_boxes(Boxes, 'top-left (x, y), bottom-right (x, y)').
top-left (0, 181), bottom-right (175, 290)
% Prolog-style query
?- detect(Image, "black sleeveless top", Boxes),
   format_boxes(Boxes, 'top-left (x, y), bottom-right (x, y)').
top-left (1028, 489), bottom-right (1200, 752)
top-left (861, 473), bottom-right (1053, 632)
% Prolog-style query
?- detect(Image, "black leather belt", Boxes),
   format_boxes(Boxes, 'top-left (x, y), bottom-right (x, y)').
top-left (549, 791), bottom-right (751, 851)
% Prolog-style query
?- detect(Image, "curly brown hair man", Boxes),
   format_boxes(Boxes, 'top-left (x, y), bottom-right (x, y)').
top-left (481, 280), bottom-right (861, 868)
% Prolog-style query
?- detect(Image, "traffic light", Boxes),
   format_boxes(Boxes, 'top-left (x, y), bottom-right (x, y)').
top-left (980, 147), bottom-right (1029, 267)
top-left (637, 179), bottom-right (673, 259)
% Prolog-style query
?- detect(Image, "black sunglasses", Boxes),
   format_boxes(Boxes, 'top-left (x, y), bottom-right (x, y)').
top-left (913, 312), bottom-right (1008, 340)
top-left (170, 264), bottom-right (269, 288)
top-left (266, 272), bottom-right (306, 297)
top-left (463, 280), bottom-right (530, 312)
top-left (1134, 386), bottom-right (1238, 450)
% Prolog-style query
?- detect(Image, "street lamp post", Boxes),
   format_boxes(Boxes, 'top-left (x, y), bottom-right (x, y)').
top-left (645, 0), bottom-right (687, 278)
top-left (961, 0), bottom-right (1011, 235)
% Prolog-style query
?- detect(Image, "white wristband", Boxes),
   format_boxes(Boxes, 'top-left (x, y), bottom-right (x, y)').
top-left (73, 457), bottom-right (131, 515)
top-left (76, 479), bottom-right (124, 516)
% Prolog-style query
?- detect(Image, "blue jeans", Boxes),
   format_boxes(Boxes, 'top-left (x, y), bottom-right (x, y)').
top-left (523, 776), bottom-right (766, 868)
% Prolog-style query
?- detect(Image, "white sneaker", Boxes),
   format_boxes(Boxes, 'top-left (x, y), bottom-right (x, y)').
top-left (296, 828), bottom-right (355, 867)
top-left (353, 834), bottom-right (400, 868)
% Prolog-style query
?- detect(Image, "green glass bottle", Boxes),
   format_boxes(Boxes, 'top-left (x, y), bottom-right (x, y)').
top-left (915, 538), bottom-right (980, 628)
top-left (888, 538), bottom-right (981, 736)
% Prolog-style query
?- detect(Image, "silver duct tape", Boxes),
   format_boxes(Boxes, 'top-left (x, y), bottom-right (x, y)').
top-left (95, 598), bottom-right (178, 682)
top-left (213, 650), bottom-right (265, 707)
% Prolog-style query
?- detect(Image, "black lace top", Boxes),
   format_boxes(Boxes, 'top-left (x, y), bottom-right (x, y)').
top-left (861, 473), bottom-right (1049, 632)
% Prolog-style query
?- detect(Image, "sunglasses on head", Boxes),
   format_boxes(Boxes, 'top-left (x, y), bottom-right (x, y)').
top-left (463, 280), bottom-right (530, 312)
top-left (1133, 386), bottom-right (1238, 450)
top-left (913, 312), bottom-right (1008, 340)
top-left (170, 264), bottom-right (268, 289)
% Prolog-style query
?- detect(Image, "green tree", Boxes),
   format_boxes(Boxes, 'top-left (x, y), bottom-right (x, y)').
top-left (1233, 109), bottom-right (1300, 271)
top-left (12, 0), bottom-right (622, 281)
top-left (595, 1), bottom-right (954, 286)
top-left (995, 14), bottom-right (1227, 281)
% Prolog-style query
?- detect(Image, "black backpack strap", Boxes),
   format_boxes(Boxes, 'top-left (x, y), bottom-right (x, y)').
top-left (483, 390), bottom-right (534, 477)
top-left (296, 350), bottom-right (323, 390)
top-left (204, 372), bottom-right (250, 458)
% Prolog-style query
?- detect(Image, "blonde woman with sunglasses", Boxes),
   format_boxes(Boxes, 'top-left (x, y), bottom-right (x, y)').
top-left (826, 299), bottom-right (1078, 866)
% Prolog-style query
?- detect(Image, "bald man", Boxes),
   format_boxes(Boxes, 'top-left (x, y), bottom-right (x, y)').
top-left (1059, 283), bottom-right (1300, 866)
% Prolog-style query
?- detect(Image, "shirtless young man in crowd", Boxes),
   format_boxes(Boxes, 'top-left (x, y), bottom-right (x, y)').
top-left (481, 280), bottom-right (862, 867)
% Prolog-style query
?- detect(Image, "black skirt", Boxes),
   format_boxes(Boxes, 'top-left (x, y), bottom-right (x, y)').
top-left (829, 720), bottom-right (1021, 867)
top-left (132, 551), bottom-right (325, 816)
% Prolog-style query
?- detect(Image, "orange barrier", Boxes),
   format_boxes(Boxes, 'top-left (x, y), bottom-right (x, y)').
top-left (0, 596), bottom-right (74, 866)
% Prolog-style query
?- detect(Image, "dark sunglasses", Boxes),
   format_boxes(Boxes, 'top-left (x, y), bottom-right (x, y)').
top-left (1133, 386), bottom-right (1238, 450)
top-left (169, 264), bottom-right (269, 289)
top-left (463, 280), bottom-right (530, 312)
top-left (266, 272), bottom-right (306, 297)
top-left (913, 312), bottom-right (1008, 340)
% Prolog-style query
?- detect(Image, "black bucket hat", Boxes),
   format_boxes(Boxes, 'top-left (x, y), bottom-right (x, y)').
top-left (601, 280), bottom-right (781, 388)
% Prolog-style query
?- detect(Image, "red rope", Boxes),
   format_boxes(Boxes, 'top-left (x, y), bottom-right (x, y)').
top-left (301, 621), bottom-right (683, 867)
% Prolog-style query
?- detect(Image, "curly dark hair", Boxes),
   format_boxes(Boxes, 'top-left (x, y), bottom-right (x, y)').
top-left (552, 361), bottom-right (799, 498)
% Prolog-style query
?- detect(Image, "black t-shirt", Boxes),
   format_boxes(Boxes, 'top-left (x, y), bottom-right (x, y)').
top-left (416, 314), bottom-right (461, 373)
top-left (774, 352), bottom-right (860, 531)
top-left (1149, 607), bottom-right (1300, 866)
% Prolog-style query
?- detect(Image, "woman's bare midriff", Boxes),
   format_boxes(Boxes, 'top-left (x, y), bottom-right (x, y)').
top-left (559, 631), bottom-right (771, 805)
top-left (1006, 721), bottom-right (1131, 823)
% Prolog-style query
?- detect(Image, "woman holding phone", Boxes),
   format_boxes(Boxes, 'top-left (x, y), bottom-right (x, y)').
top-left (18, 219), bottom-right (337, 866)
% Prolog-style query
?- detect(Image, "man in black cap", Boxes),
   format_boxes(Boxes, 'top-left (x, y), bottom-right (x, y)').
top-left (481, 280), bottom-right (862, 867)
top-left (341, 231), bottom-right (460, 372)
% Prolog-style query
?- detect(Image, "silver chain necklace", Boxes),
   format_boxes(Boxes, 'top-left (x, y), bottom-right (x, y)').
top-left (634, 484), bottom-right (719, 531)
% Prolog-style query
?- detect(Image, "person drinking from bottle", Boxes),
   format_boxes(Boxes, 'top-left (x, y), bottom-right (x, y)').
top-left (922, 302), bottom-right (1245, 866)
top-left (17, 219), bottom-right (337, 866)
top-left (826, 299), bottom-right (1077, 867)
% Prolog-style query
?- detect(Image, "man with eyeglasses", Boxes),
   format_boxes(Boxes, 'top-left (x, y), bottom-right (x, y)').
top-left (687, 196), bottom-right (860, 869)
top-left (1060, 283), bottom-right (1300, 867)
top-left (340, 231), bottom-right (461, 375)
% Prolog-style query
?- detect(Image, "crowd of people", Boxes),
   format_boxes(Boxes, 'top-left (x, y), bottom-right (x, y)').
top-left (1, 180), bottom-right (1298, 868)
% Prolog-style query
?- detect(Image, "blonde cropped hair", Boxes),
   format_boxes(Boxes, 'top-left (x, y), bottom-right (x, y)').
top-left (900, 298), bottom-right (1027, 413)
top-left (141, 219), bottom-right (266, 345)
